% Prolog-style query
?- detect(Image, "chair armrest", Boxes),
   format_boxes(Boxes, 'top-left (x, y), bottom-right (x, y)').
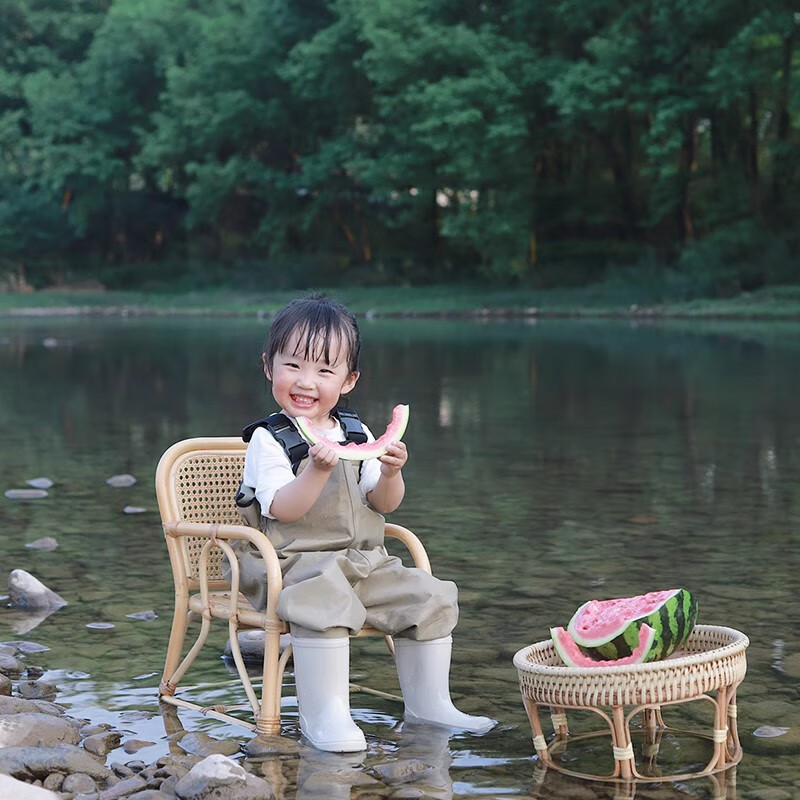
top-left (162, 520), bottom-right (283, 606)
top-left (384, 523), bottom-right (432, 574)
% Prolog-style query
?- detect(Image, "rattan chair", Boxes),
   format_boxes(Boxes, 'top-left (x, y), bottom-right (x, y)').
top-left (156, 436), bottom-right (432, 737)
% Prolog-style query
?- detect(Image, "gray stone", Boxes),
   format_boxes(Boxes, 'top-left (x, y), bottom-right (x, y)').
top-left (0, 712), bottom-right (81, 747)
top-left (4, 488), bottom-right (49, 500)
top-left (0, 695), bottom-right (64, 716)
top-left (243, 735), bottom-right (305, 759)
top-left (63, 773), bottom-right (99, 794)
top-left (123, 738), bottom-right (157, 754)
top-left (0, 672), bottom-right (10, 696)
top-left (746, 726), bottom-right (800, 755)
top-left (26, 537), bottom-right (59, 551)
top-left (81, 723), bottom-right (114, 736)
top-left (0, 773), bottom-right (61, 799)
top-left (43, 773), bottom-right (64, 791)
top-left (107, 474), bottom-right (137, 488)
top-left (18, 678), bottom-right (58, 700)
top-left (176, 731), bottom-right (241, 757)
top-left (0, 652), bottom-right (24, 677)
top-left (26, 478), bottom-right (54, 489)
top-left (128, 792), bottom-right (175, 800)
top-left (368, 760), bottom-right (437, 786)
top-left (96, 775), bottom-right (147, 799)
top-left (8, 569), bottom-right (67, 610)
top-left (174, 754), bottom-right (274, 800)
top-left (0, 744), bottom-right (112, 781)
top-left (83, 731), bottom-right (123, 756)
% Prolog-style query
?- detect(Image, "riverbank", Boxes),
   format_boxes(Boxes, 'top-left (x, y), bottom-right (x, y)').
top-left (1, 283), bottom-right (800, 320)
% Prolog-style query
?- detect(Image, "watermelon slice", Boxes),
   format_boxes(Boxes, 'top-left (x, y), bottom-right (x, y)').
top-left (551, 624), bottom-right (658, 667)
top-left (567, 588), bottom-right (697, 661)
top-left (296, 404), bottom-right (410, 462)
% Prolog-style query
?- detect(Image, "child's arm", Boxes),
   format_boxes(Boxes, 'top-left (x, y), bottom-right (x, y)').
top-left (268, 442), bottom-right (339, 522)
top-left (366, 442), bottom-right (407, 513)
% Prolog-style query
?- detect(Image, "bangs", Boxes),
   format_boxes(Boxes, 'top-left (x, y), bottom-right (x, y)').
top-left (267, 294), bottom-right (361, 373)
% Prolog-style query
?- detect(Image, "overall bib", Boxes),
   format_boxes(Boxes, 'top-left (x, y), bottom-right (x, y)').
top-left (231, 455), bottom-right (458, 640)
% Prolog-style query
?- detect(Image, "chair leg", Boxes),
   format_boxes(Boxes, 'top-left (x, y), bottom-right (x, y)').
top-left (160, 596), bottom-right (190, 695)
top-left (256, 625), bottom-right (285, 737)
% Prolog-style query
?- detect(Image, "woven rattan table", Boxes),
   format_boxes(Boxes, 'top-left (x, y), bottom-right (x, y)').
top-left (514, 625), bottom-right (749, 783)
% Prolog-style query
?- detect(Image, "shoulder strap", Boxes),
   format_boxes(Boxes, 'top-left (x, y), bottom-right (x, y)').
top-left (333, 407), bottom-right (368, 445)
top-left (242, 408), bottom-right (368, 475)
top-left (242, 413), bottom-right (309, 475)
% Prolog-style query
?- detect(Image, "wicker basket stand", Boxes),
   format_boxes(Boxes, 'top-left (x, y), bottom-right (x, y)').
top-left (514, 625), bottom-right (749, 783)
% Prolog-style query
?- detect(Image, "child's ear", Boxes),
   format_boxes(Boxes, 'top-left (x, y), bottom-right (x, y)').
top-left (262, 353), bottom-right (272, 380)
top-left (340, 371), bottom-right (360, 395)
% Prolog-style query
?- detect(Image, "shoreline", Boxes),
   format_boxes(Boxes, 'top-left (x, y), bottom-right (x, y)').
top-left (2, 304), bottom-right (800, 322)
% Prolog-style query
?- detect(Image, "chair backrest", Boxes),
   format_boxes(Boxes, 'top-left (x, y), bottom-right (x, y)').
top-left (156, 437), bottom-right (246, 586)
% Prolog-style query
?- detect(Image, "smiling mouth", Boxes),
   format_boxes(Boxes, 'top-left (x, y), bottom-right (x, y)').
top-left (291, 395), bottom-right (316, 406)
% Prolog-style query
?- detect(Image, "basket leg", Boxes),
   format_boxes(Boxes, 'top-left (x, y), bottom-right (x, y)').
top-left (523, 697), bottom-right (551, 765)
top-left (611, 705), bottom-right (634, 781)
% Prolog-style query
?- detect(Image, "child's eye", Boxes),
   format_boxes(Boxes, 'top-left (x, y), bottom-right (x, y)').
top-left (285, 362), bottom-right (299, 369)
top-left (319, 368), bottom-right (334, 375)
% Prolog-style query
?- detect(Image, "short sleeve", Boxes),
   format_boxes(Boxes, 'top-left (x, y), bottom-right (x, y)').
top-left (242, 426), bottom-right (296, 520)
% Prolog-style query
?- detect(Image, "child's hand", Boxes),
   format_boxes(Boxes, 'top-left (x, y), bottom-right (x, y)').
top-left (379, 442), bottom-right (407, 477)
top-left (308, 442), bottom-right (339, 472)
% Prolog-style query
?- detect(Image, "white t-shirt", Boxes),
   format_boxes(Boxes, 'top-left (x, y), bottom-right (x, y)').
top-left (242, 413), bottom-right (383, 519)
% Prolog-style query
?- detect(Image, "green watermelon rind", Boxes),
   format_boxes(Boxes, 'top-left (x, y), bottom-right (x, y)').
top-left (567, 588), bottom-right (698, 661)
top-left (550, 623), bottom-right (658, 667)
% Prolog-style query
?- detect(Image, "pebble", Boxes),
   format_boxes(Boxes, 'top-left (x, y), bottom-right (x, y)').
top-left (126, 610), bottom-right (158, 621)
top-left (123, 506), bottom-right (147, 514)
top-left (106, 474), bottom-right (137, 488)
top-left (17, 680), bottom-right (57, 701)
top-left (86, 622), bottom-right (116, 630)
top-left (123, 739), bottom-right (156, 755)
top-left (4, 488), bottom-right (48, 500)
top-left (62, 773), bottom-right (98, 794)
top-left (26, 478), bottom-right (54, 489)
top-left (83, 731), bottom-right (122, 756)
top-left (25, 537), bottom-right (59, 551)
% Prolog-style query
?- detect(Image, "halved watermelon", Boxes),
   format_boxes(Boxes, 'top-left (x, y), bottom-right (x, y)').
top-left (551, 624), bottom-right (657, 667)
top-left (567, 588), bottom-right (697, 661)
top-left (296, 404), bottom-right (409, 461)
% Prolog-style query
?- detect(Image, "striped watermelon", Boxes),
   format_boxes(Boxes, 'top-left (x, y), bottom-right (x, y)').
top-left (551, 624), bottom-right (658, 667)
top-left (567, 588), bottom-right (698, 662)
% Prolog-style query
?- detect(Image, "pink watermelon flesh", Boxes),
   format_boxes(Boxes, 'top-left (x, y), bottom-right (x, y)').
top-left (296, 404), bottom-right (409, 461)
top-left (567, 589), bottom-right (680, 646)
top-left (551, 624), bottom-right (657, 667)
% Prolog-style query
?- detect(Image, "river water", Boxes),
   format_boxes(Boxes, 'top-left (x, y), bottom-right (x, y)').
top-left (1, 316), bottom-right (798, 799)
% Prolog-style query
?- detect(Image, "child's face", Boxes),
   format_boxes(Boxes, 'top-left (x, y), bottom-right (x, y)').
top-left (264, 330), bottom-right (359, 426)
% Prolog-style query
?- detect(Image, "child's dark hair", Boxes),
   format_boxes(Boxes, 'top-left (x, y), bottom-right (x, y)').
top-left (266, 294), bottom-right (361, 374)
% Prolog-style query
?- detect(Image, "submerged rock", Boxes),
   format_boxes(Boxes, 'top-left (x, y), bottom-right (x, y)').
top-left (7, 570), bottom-right (67, 610)
top-left (107, 473), bottom-right (137, 488)
top-left (126, 609), bottom-right (158, 621)
top-left (4, 488), bottom-right (48, 500)
top-left (0, 744), bottom-right (112, 781)
top-left (177, 731), bottom-right (242, 757)
top-left (26, 478), bottom-right (54, 490)
top-left (174, 754), bottom-right (274, 800)
top-left (124, 505), bottom-right (148, 514)
top-left (25, 537), bottom-right (59, 551)
top-left (0, 712), bottom-right (80, 748)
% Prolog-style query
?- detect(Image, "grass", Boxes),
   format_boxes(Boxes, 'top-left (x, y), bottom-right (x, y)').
top-left (1, 282), bottom-right (799, 319)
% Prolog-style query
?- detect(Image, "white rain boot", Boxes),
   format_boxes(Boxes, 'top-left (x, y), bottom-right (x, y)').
top-left (291, 636), bottom-right (367, 753)
top-left (394, 636), bottom-right (497, 733)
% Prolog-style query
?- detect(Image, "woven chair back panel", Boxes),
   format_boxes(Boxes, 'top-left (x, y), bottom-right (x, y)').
top-left (175, 452), bottom-right (245, 582)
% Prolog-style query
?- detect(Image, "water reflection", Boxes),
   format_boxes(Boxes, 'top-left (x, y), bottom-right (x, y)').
top-left (2, 317), bottom-right (800, 799)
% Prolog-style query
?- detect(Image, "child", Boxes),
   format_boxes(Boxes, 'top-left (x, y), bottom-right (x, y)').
top-left (231, 294), bottom-right (495, 752)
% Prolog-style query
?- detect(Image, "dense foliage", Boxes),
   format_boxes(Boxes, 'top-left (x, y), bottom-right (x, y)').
top-left (1, 0), bottom-right (799, 291)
